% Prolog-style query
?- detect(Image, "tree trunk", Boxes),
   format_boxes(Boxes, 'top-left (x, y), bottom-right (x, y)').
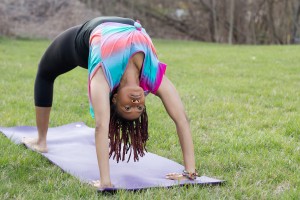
top-left (212, 0), bottom-right (219, 42)
top-left (291, 0), bottom-right (300, 44)
top-left (228, 0), bottom-right (235, 44)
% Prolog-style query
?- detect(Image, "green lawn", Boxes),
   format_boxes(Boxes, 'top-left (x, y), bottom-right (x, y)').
top-left (0, 37), bottom-right (299, 199)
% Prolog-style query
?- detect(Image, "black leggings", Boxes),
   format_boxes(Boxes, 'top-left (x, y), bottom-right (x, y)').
top-left (34, 26), bottom-right (87, 107)
top-left (34, 17), bottom-right (135, 107)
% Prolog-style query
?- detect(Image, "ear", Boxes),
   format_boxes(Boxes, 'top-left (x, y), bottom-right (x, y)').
top-left (112, 93), bottom-right (117, 104)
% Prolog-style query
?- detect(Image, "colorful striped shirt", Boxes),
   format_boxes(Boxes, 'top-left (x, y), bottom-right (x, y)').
top-left (88, 21), bottom-right (167, 117)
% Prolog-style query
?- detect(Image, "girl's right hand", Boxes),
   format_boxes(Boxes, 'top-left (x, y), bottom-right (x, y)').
top-left (165, 173), bottom-right (187, 180)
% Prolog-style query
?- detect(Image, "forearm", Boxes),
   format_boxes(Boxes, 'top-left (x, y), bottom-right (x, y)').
top-left (156, 76), bottom-right (196, 173)
top-left (175, 120), bottom-right (196, 172)
top-left (89, 66), bottom-right (112, 187)
top-left (95, 126), bottom-right (111, 186)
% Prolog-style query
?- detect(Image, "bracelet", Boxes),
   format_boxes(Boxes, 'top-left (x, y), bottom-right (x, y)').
top-left (182, 169), bottom-right (198, 180)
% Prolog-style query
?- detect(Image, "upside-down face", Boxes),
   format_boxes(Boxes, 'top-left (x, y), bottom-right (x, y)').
top-left (112, 85), bottom-right (145, 120)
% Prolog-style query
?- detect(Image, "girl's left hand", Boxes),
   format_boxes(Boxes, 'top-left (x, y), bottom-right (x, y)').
top-left (90, 180), bottom-right (101, 188)
top-left (165, 173), bottom-right (188, 180)
top-left (90, 180), bottom-right (114, 189)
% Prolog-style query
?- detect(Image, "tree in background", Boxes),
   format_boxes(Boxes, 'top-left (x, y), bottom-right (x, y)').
top-left (80, 0), bottom-right (300, 44)
top-left (1, 0), bottom-right (300, 44)
top-left (0, 0), bottom-right (100, 39)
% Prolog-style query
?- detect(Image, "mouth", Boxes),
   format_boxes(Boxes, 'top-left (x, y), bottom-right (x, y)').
top-left (130, 94), bottom-right (142, 98)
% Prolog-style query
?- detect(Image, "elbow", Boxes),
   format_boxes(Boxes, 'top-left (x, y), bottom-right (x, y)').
top-left (174, 113), bottom-right (190, 127)
top-left (94, 123), bottom-right (109, 136)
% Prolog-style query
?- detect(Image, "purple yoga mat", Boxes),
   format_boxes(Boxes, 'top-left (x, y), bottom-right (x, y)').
top-left (0, 122), bottom-right (224, 191)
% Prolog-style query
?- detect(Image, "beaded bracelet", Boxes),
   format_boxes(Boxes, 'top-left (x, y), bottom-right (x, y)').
top-left (182, 169), bottom-right (198, 180)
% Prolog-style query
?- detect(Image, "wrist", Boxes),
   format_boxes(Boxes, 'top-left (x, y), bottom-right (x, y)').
top-left (100, 182), bottom-right (114, 188)
top-left (182, 169), bottom-right (198, 180)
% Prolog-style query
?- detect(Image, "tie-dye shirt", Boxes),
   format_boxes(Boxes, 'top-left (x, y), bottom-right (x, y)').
top-left (88, 21), bottom-right (167, 117)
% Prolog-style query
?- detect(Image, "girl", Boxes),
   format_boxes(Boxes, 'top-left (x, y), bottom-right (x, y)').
top-left (24, 16), bottom-right (197, 188)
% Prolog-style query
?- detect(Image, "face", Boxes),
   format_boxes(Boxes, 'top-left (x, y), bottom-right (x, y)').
top-left (112, 85), bottom-right (145, 120)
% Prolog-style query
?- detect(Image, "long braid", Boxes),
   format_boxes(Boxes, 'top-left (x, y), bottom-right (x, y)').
top-left (108, 105), bottom-right (148, 162)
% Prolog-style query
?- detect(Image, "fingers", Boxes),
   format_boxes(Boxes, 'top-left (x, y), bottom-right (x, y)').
top-left (90, 180), bottom-right (101, 188)
top-left (22, 137), bottom-right (37, 145)
top-left (166, 172), bottom-right (181, 177)
top-left (90, 180), bottom-right (114, 189)
top-left (165, 173), bottom-right (185, 180)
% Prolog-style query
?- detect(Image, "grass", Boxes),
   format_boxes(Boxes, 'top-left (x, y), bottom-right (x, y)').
top-left (0, 37), bottom-right (300, 199)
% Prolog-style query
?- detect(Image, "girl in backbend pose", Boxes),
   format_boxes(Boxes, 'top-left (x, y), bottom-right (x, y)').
top-left (24, 16), bottom-right (197, 188)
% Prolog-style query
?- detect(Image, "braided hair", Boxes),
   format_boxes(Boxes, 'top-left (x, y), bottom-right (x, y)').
top-left (108, 91), bottom-right (149, 162)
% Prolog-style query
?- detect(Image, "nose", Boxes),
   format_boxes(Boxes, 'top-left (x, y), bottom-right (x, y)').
top-left (130, 94), bottom-right (142, 103)
top-left (131, 99), bottom-right (140, 103)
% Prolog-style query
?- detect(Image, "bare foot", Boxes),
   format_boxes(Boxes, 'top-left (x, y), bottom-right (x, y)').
top-left (22, 137), bottom-right (48, 153)
top-left (165, 172), bottom-right (188, 180)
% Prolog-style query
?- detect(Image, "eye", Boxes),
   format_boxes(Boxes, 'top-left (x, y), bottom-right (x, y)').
top-left (124, 106), bottom-right (131, 111)
top-left (137, 106), bottom-right (144, 111)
